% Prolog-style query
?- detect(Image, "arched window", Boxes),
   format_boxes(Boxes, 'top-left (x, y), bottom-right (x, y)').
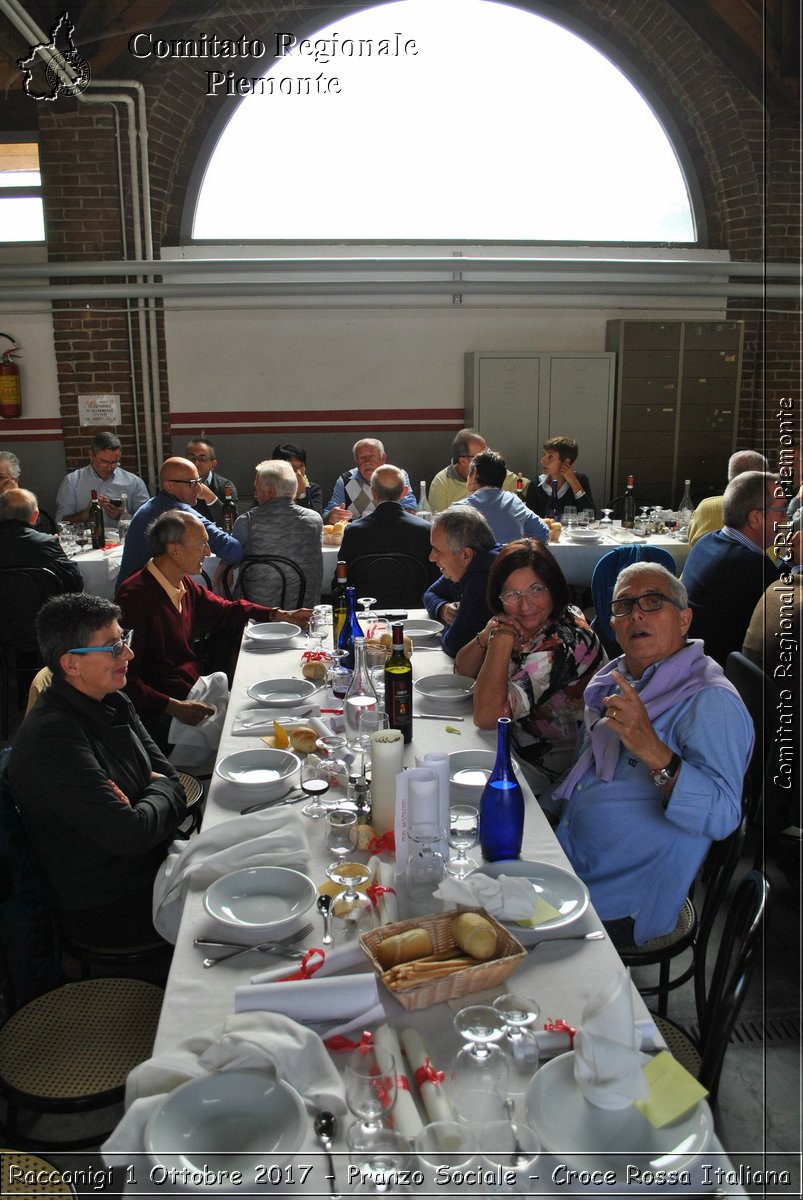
top-left (191, 0), bottom-right (696, 242)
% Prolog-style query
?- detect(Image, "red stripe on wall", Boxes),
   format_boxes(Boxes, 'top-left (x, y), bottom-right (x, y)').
top-left (0, 417), bottom-right (64, 440)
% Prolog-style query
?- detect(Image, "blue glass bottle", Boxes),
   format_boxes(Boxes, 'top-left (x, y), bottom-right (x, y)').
top-left (479, 717), bottom-right (524, 861)
top-left (337, 585), bottom-right (364, 670)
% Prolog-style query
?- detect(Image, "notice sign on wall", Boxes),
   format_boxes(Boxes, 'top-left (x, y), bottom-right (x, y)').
top-left (78, 393), bottom-right (121, 426)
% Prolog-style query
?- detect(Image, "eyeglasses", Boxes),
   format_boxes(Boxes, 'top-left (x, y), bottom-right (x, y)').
top-left (610, 592), bottom-right (683, 618)
top-left (68, 629), bottom-right (134, 658)
top-left (187, 454), bottom-right (212, 463)
top-left (499, 582), bottom-right (550, 608)
top-left (165, 477), bottom-right (202, 487)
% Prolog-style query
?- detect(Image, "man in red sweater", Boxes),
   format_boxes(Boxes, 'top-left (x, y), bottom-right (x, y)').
top-left (117, 509), bottom-right (310, 748)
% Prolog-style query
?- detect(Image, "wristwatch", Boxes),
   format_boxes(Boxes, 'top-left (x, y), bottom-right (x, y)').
top-left (650, 752), bottom-right (681, 789)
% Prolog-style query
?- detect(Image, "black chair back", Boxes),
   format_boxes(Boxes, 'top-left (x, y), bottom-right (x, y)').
top-left (223, 555), bottom-right (307, 608)
top-left (725, 651), bottom-right (776, 827)
top-left (0, 566), bottom-right (64, 736)
top-left (346, 553), bottom-right (433, 609)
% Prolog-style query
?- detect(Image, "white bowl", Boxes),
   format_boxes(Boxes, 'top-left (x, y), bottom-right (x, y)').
top-left (215, 748), bottom-right (300, 798)
top-left (567, 529), bottom-right (602, 544)
top-left (245, 621), bottom-right (301, 645)
top-left (403, 617), bottom-right (443, 642)
top-left (203, 865), bottom-right (317, 935)
top-left (449, 749), bottom-right (496, 797)
top-left (144, 1069), bottom-right (306, 1185)
top-left (246, 677), bottom-right (321, 707)
top-left (414, 674), bottom-right (475, 703)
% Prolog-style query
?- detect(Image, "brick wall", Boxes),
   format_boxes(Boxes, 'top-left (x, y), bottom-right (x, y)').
top-left (34, 0), bottom-right (800, 467)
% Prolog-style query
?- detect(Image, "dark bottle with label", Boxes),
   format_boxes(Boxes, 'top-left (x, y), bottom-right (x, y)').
top-left (337, 585), bottom-right (364, 670)
top-left (332, 560), bottom-right (349, 646)
top-left (622, 474), bottom-right (636, 529)
top-left (88, 489), bottom-right (105, 549)
top-left (384, 621), bottom-right (413, 744)
top-left (221, 485), bottom-right (237, 532)
top-left (479, 717), bottom-right (524, 861)
top-left (515, 472), bottom-right (524, 497)
top-left (546, 479), bottom-right (560, 521)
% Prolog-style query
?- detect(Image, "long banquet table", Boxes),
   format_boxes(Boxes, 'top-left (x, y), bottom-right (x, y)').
top-left (127, 614), bottom-right (744, 1196)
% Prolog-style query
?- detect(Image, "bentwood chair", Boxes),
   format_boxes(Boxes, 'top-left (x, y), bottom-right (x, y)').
top-left (345, 553), bottom-right (434, 609)
top-left (654, 869), bottom-right (770, 1106)
top-left (223, 555), bottom-right (307, 608)
top-left (0, 1150), bottom-right (75, 1197)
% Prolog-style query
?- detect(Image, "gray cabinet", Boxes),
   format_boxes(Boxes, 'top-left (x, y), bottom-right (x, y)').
top-left (606, 320), bottom-right (743, 508)
top-left (464, 352), bottom-right (616, 503)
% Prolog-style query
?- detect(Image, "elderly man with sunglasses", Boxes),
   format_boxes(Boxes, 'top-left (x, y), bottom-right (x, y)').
top-left (117, 457), bottom-right (243, 589)
top-left (546, 563), bottom-right (752, 948)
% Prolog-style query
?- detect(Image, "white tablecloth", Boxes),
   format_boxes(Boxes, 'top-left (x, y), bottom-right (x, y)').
top-left (138, 614), bottom-right (741, 1195)
top-left (74, 545), bottom-right (124, 598)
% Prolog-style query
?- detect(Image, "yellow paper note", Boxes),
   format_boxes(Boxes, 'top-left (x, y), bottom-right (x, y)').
top-left (515, 894), bottom-right (562, 927)
top-left (633, 1051), bottom-right (708, 1127)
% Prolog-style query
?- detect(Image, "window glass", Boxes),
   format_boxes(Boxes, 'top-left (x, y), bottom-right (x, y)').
top-left (0, 141), bottom-right (44, 242)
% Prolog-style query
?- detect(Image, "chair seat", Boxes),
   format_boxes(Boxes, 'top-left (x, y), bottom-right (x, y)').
top-left (653, 1016), bottom-right (703, 1080)
top-left (619, 897), bottom-right (697, 958)
top-left (1, 1151), bottom-right (74, 1196)
top-left (0, 977), bottom-right (162, 1100)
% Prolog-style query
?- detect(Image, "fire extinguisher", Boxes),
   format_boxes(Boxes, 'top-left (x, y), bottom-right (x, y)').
top-left (0, 333), bottom-right (22, 419)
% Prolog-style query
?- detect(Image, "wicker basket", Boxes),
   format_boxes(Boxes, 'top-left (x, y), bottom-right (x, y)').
top-left (360, 907), bottom-right (526, 1011)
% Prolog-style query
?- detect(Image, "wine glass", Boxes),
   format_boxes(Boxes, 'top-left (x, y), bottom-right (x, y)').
top-left (345, 1044), bottom-right (397, 1134)
top-left (325, 808), bottom-right (358, 865)
top-left (326, 860), bottom-right (373, 939)
top-left (492, 992), bottom-right (541, 1095)
top-left (358, 710), bottom-right (389, 775)
top-left (347, 1125), bottom-right (411, 1195)
top-left (599, 507), bottom-right (613, 528)
top-left (366, 616), bottom-right (390, 646)
top-left (357, 596), bottom-right (379, 637)
top-left (482, 1120), bottom-right (541, 1192)
top-left (405, 823), bottom-right (447, 902)
top-left (328, 648), bottom-right (351, 703)
top-left (299, 752), bottom-right (329, 819)
top-left (308, 605), bottom-right (331, 650)
top-left (447, 805), bottom-right (479, 878)
top-left (316, 734), bottom-right (350, 800)
top-left (449, 1005), bottom-right (510, 1125)
top-left (75, 524), bottom-right (91, 553)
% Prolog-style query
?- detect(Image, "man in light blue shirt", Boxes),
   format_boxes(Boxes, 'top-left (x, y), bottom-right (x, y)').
top-left (55, 431), bottom-right (149, 530)
top-left (455, 450), bottom-right (549, 544)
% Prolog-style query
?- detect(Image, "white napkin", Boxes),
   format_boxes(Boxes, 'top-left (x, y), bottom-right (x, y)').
top-left (101, 1012), bottom-right (346, 1172)
top-left (168, 671), bottom-right (229, 771)
top-left (249, 939), bottom-right (365, 984)
top-left (152, 808), bottom-right (310, 943)
top-left (534, 1017), bottom-right (666, 1061)
top-left (434, 872), bottom-right (536, 920)
top-left (234, 972), bottom-right (380, 1024)
top-left (572, 969), bottom-right (649, 1108)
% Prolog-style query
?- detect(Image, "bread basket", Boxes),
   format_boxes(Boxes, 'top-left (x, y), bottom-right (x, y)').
top-left (359, 907), bottom-right (526, 1011)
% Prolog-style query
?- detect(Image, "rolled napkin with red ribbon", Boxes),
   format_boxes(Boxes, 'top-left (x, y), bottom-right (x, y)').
top-left (249, 940), bottom-right (364, 985)
top-left (374, 1024), bottom-right (424, 1140)
top-left (234, 972), bottom-right (380, 1024)
top-left (533, 1015), bottom-right (665, 1062)
top-left (572, 969), bottom-right (649, 1109)
top-left (400, 1027), bottom-right (455, 1124)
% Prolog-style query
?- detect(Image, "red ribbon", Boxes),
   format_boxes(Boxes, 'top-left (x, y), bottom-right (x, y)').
top-left (365, 882), bottom-right (396, 909)
top-left (544, 1017), bottom-right (577, 1048)
top-left (277, 947), bottom-right (325, 981)
top-left (300, 649), bottom-right (332, 663)
top-left (366, 832), bottom-right (396, 854)
top-left (395, 1075), bottom-right (411, 1092)
top-left (325, 1029), bottom-right (374, 1053)
top-left (414, 1058), bottom-right (445, 1088)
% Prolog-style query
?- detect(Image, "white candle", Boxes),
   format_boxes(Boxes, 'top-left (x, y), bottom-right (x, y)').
top-left (370, 729), bottom-right (404, 835)
top-left (400, 1027), bottom-right (455, 1124)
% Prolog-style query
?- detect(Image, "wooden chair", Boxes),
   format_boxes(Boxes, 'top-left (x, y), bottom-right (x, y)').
top-left (654, 869), bottom-right (770, 1106)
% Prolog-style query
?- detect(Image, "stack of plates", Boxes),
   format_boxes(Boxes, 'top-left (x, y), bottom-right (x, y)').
top-left (243, 622), bottom-right (301, 652)
top-left (403, 618), bottom-right (443, 643)
top-left (214, 747), bottom-right (300, 803)
top-left (246, 677), bottom-right (321, 707)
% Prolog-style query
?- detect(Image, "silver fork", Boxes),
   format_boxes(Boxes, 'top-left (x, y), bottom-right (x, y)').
top-left (199, 921), bottom-right (313, 968)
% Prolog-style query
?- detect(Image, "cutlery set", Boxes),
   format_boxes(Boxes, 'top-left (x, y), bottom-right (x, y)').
top-left (196, 921), bottom-right (313, 967)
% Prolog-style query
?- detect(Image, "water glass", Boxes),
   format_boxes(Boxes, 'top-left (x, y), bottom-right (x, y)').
top-left (325, 808), bottom-right (358, 863)
top-left (359, 710), bottom-right (389, 772)
top-left (447, 804), bottom-right (479, 878)
top-left (563, 505), bottom-right (578, 528)
top-left (414, 1121), bottom-right (477, 1188)
top-left (345, 1045), bottom-right (398, 1133)
top-left (481, 1120), bottom-right (541, 1192)
top-left (347, 1125), bottom-right (411, 1195)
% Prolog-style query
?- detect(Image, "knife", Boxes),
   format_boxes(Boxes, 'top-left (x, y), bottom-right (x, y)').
top-left (414, 713), bottom-right (465, 721)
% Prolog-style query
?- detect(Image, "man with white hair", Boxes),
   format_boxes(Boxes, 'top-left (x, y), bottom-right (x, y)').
top-left (324, 438), bottom-right (416, 523)
top-left (687, 449), bottom-right (768, 546)
top-left (0, 449), bottom-right (21, 495)
top-left (0, 486), bottom-right (82, 591)
top-left (232, 459), bottom-right (323, 606)
top-left (550, 563), bottom-right (751, 947)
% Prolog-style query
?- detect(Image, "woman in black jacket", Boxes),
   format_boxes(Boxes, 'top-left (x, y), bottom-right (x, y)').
top-left (9, 593), bottom-right (187, 947)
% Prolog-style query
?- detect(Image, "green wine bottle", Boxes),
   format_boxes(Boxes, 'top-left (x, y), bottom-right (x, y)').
top-left (384, 622), bottom-right (413, 744)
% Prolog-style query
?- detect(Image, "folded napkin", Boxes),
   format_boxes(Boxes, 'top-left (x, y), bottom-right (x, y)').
top-left (101, 1012), bottom-right (346, 1174)
top-left (234, 971), bottom-right (380, 1024)
top-left (168, 671), bottom-right (229, 771)
top-left (152, 808), bottom-right (310, 943)
top-left (434, 872), bottom-right (536, 921)
top-left (572, 969), bottom-right (649, 1109)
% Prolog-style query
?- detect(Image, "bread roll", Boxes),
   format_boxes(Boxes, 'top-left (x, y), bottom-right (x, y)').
top-left (302, 659), bottom-right (328, 682)
top-left (452, 912), bottom-right (497, 961)
top-left (323, 524), bottom-right (334, 534)
top-left (378, 632), bottom-right (413, 657)
top-left (375, 927), bottom-right (433, 970)
top-left (290, 726), bottom-right (319, 754)
top-left (332, 521), bottom-right (345, 535)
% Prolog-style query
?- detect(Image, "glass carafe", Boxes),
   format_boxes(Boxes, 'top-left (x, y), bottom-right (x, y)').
top-left (344, 637), bottom-right (378, 748)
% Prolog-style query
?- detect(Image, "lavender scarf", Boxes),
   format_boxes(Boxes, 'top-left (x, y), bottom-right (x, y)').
top-left (551, 640), bottom-right (744, 804)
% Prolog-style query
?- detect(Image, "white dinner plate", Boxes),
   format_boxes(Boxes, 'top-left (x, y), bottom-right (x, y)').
top-left (203, 865), bottom-right (316, 934)
top-left (215, 748), bottom-right (299, 797)
top-left (525, 1052), bottom-right (713, 1179)
top-left (414, 674), bottom-right (475, 703)
top-left (478, 860), bottom-right (590, 940)
top-left (246, 621), bottom-right (301, 643)
top-left (246, 677), bottom-right (321, 707)
top-left (403, 618), bottom-right (443, 642)
top-left (145, 1069), bottom-right (306, 1185)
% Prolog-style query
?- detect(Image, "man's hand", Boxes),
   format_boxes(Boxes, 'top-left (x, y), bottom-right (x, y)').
top-left (107, 778), bottom-right (130, 804)
top-left (99, 494), bottom-right (123, 519)
top-left (195, 481), bottom-right (218, 506)
top-left (326, 506), bottom-right (352, 524)
top-left (276, 607), bottom-right (313, 629)
top-left (166, 698), bottom-right (216, 726)
top-left (602, 670), bottom-right (671, 771)
top-left (439, 602), bottom-right (459, 626)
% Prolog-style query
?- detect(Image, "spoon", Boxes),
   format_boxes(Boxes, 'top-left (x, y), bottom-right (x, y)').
top-left (504, 1096), bottom-right (528, 1165)
top-left (317, 892), bottom-right (333, 946)
top-left (314, 1110), bottom-right (340, 1198)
